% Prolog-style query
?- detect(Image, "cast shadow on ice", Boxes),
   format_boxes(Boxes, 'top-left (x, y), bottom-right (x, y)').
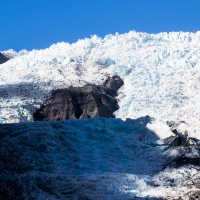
top-left (0, 116), bottom-right (173, 199)
top-left (0, 82), bottom-right (50, 99)
top-left (0, 116), bottom-right (163, 174)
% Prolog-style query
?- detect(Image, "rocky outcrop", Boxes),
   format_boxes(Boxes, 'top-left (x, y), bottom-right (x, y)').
top-left (0, 53), bottom-right (9, 64)
top-left (33, 76), bottom-right (124, 121)
top-left (103, 75), bottom-right (124, 90)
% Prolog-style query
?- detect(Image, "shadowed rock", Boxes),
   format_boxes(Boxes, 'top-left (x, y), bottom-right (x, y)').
top-left (169, 156), bottom-right (200, 168)
top-left (34, 76), bottom-right (124, 121)
top-left (0, 53), bottom-right (9, 64)
top-left (103, 75), bottom-right (124, 90)
top-left (163, 136), bottom-right (182, 147)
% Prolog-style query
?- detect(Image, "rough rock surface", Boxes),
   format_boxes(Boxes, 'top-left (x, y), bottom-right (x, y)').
top-left (0, 53), bottom-right (9, 64)
top-left (33, 76), bottom-right (124, 121)
top-left (103, 75), bottom-right (124, 90)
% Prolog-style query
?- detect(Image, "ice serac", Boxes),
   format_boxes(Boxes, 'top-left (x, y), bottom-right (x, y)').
top-left (33, 76), bottom-right (124, 121)
top-left (0, 53), bottom-right (9, 64)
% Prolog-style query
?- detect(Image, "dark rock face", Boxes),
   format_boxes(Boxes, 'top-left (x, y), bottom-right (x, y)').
top-left (103, 75), bottom-right (124, 90)
top-left (168, 156), bottom-right (200, 168)
top-left (34, 76), bottom-right (124, 121)
top-left (0, 53), bottom-right (9, 64)
top-left (163, 136), bottom-right (182, 147)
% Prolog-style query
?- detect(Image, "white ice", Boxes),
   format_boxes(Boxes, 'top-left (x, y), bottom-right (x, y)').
top-left (1, 31), bottom-right (200, 125)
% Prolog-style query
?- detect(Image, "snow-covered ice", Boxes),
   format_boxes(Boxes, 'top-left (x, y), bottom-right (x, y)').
top-left (1, 31), bottom-right (200, 199)
top-left (0, 117), bottom-right (189, 199)
top-left (1, 117), bottom-right (200, 199)
top-left (1, 31), bottom-right (200, 124)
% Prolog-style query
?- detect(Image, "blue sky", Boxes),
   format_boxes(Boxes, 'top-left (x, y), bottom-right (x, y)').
top-left (0, 0), bottom-right (200, 51)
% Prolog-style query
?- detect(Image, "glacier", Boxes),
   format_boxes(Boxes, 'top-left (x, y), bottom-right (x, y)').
top-left (1, 31), bottom-right (200, 123)
top-left (1, 31), bottom-right (200, 199)
top-left (0, 117), bottom-right (192, 199)
top-left (1, 117), bottom-right (200, 199)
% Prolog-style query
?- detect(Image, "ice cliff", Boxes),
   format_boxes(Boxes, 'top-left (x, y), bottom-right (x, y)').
top-left (1, 31), bottom-right (200, 123)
